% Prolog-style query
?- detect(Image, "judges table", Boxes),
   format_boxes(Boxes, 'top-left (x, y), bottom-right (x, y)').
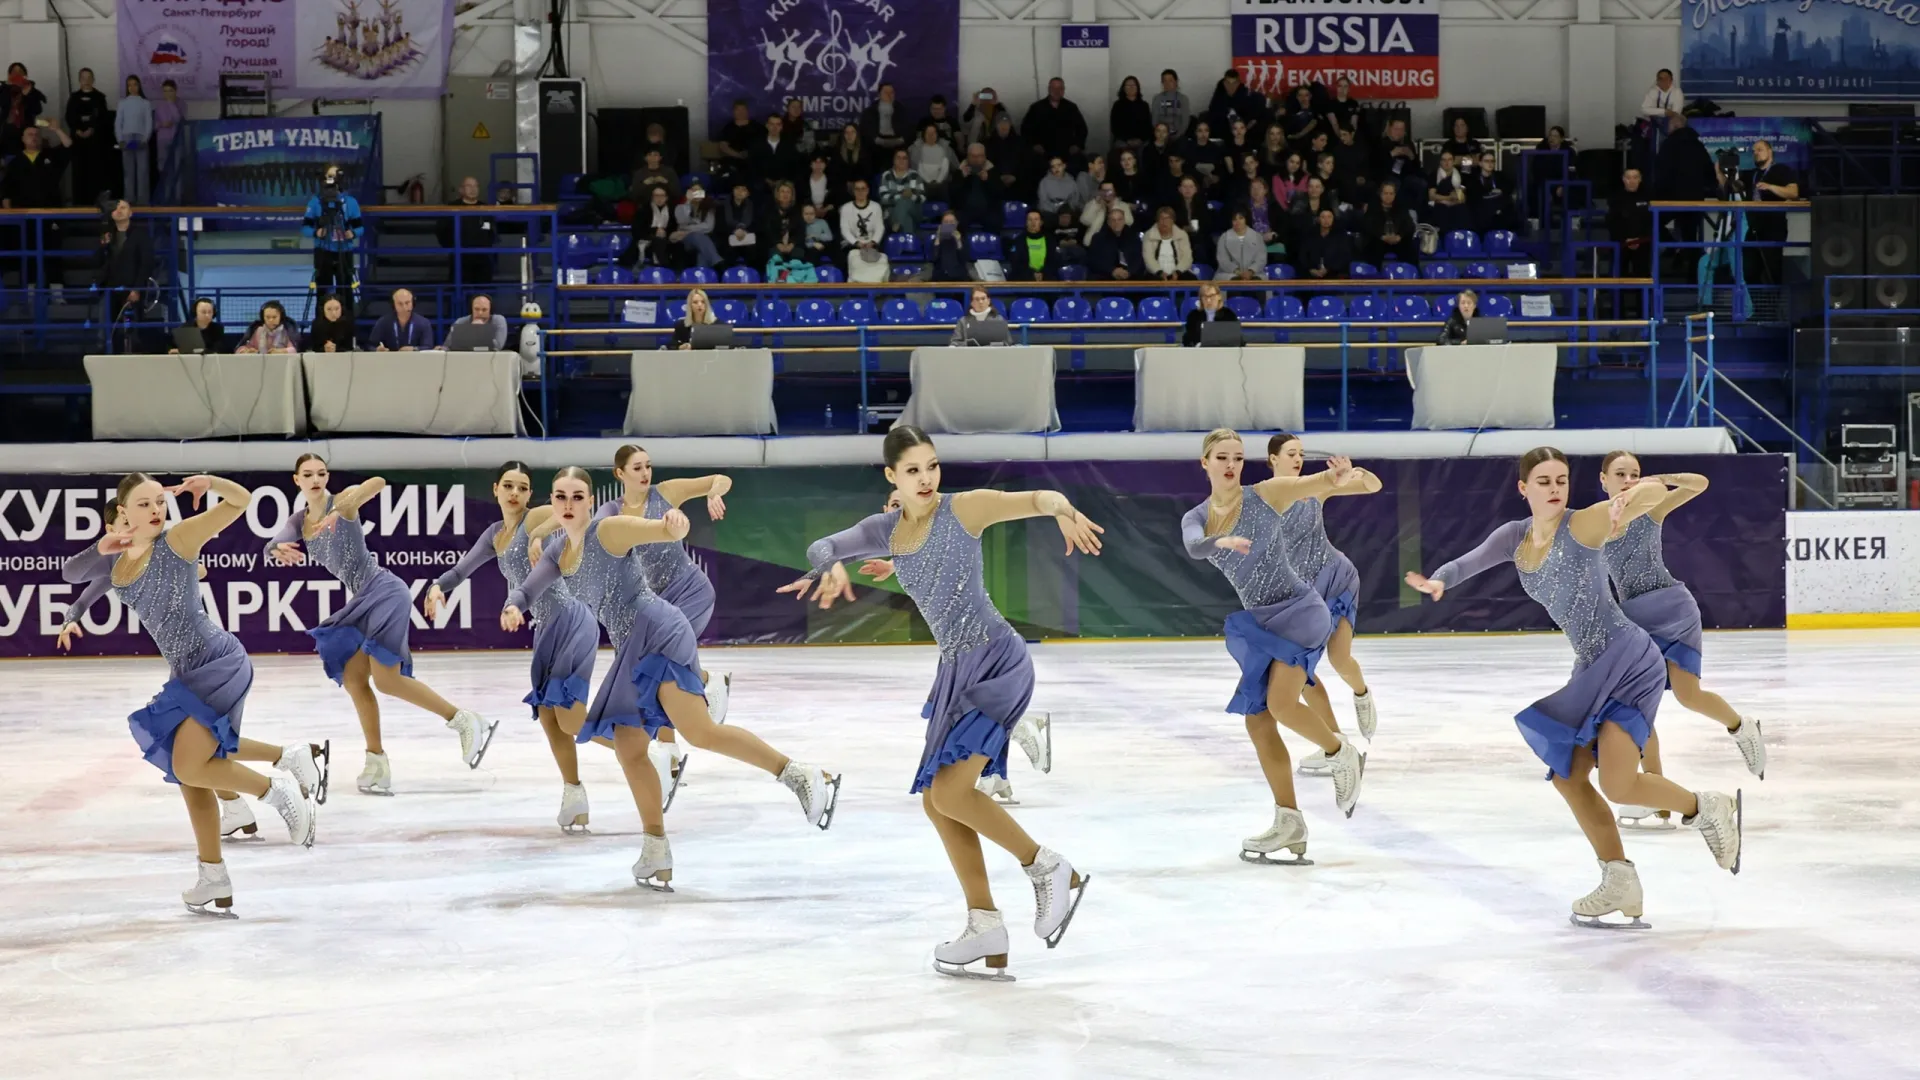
top-left (304, 350), bottom-right (524, 436)
top-left (86, 353), bottom-right (308, 439)
top-left (1133, 346), bottom-right (1306, 432)
top-left (626, 348), bottom-right (778, 436)
top-left (1406, 344), bottom-right (1559, 430)
top-left (897, 346), bottom-right (1060, 434)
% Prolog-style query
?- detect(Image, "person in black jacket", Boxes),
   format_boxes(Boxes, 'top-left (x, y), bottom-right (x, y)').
top-left (1182, 282), bottom-right (1239, 346)
top-left (929, 211), bottom-right (970, 282)
top-left (748, 113), bottom-right (800, 193)
top-left (1359, 181), bottom-right (1416, 264)
top-left (1110, 76), bottom-right (1153, 156)
top-left (1296, 208), bottom-right (1354, 279)
top-left (1652, 115), bottom-right (1719, 280)
top-left (1207, 69), bottom-right (1261, 139)
top-left (436, 176), bottom-right (498, 285)
top-left (1606, 167), bottom-right (1654, 316)
top-left (1087, 206), bottom-right (1145, 280)
top-left (96, 199), bottom-right (157, 346)
top-left (1021, 78), bottom-right (1088, 163)
top-left (65, 67), bottom-right (114, 208)
top-left (1438, 289), bottom-right (1479, 344)
top-left (308, 293), bottom-right (357, 352)
top-left (169, 297), bottom-right (228, 354)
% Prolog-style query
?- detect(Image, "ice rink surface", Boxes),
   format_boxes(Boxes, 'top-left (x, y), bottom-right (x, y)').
top-left (2, 630), bottom-right (1917, 1080)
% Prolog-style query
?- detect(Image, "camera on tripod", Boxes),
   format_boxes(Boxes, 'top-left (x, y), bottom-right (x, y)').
top-left (1716, 148), bottom-right (1745, 198)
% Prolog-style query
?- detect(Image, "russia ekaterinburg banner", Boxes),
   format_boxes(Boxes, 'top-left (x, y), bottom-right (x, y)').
top-left (1231, 0), bottom-right (1440, 99)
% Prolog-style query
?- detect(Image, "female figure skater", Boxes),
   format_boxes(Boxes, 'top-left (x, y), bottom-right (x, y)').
top-left (1268, 433), bottom-right (1382, 779)
top-left (425, 462), bottom-right (601, 832)
top-left (1598, 451), bottom-right (1766, 830)
top-left (513, 467), bottom-right (840, 891)
top-left (1406, 447), bottom-right (1743, 927)
top-left (60, 474), bottom-right (322, 915)
top-left (596, 444), bottom-right (733, 803)
top-left (782, 426), bottom-right (1096, 981)
top-left (266, 453), bottom-right (495, 795)
top-left (1183, 430), bottom-right (1367, 866)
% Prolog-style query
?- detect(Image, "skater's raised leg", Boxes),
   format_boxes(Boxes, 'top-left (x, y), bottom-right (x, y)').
top-left (1324, 618), bottom-right (1368, 699)
top-left (657, 682), bottom-right (786, 775)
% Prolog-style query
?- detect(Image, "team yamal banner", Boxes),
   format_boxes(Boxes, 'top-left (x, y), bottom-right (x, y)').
top-left (1231, 0), bottom-right (1440, 100)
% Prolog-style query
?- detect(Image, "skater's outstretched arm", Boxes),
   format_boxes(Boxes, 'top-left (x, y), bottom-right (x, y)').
top-left (1419, 518), bottom-right (1530, 598)
top-left (433, 521), bottom-right (503, 594)
top-left (594, 512), bottom-right (688, 558)
top-left (167, 476), bottom-right (253, 559)
top-left (63, 544), bottom-right (115, 583)
top-left (1180, 504), bottom-right (1235, 559)
top-left (504, 535), bottom-right (566, 621)
top-left (263, 506), bottom-right (307, 566)
top-left (523, 505), bottom-right (555, 533)
top-left (328, 476), bottom-right (386, 521)
top-left (1321, 465), bottom-right (1382, 498)
top-left (803, 514), bottom-right (894, 573)
top-left (1251, 456), bottom-right (1356, 512)
top-left (61, 575), bottom-right (112, 632)
top-left (657, 474), bottom-right (732, 520)
top-left (952, 489), bottom-right (1103, 555)
top-left (1571, 479), bottom-right (1667, 547)
top-left (1648, 472), bottom-right (1708, 523)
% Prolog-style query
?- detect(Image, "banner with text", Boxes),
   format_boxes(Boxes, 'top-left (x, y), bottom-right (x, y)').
top-left (0, 456), bottom-right (1785, 660)
top-left (1690, 116), bottom-right (1815, 177)
top-left (189, 115), bottom-right (383, 209)
top-left (706, 0), bottom-right (960, 139)
top-left (1682, 0), bottom-right (1920, 101)
top-left (1231, 0), bottom-right (1440, 100)
top-left (1787, 510), bottom-right (1920, 620)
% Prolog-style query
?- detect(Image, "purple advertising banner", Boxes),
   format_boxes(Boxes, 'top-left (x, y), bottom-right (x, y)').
top-left (117, 0), bottom-right (455, 102)
top-left (705, 0), bottom-right (959, 140)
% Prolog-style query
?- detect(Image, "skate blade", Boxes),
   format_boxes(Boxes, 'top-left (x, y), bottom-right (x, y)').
top-left (814, 773), bottom-right (843, 832)
top-left (357, 785), bottom-right (395, 797)
top-left (313, 740), bottom-right (331, 805)
top-left (991, 794), bottom-right (1021, 806)
top-left (221, 831), bottom-right (264, 844)
top-left (1570, 912), bottom-right (1650, 930)
top-left (1042, 873), bottom-right (1090, 950)
top-left (1032, 712), bottom-right (1052, 773)
top-left (1339, 752), bottom-right (1367, 819)
top-left (633, 876), bottom-right (675, 894)
top-left (185, 900), bottom-right (238, 920)
top-left (561, 817), bottom-right (590, 834)
top-left (1731, 788), bottom-right (1743, 875)
top-left (1295, 764), bottom-right (1333, 778)
top-left (934, 959), bottom-right (1015, 983)
top-left (661, 778), bottom-right (680, 815)
top-left (466, 720), bottom-right (501, 769)
top-left (1618, 816), bottom-right (1678, 831)
top-left (1240, 848), bottom-right (1314, 866)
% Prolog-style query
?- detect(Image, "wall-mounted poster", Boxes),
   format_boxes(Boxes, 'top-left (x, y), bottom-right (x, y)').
top-left (1682, 0), bottom-right (1920, 101)
top-left (1230, 0), bottom-right (1440, 100)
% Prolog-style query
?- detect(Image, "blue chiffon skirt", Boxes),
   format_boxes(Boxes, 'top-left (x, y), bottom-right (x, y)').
top-left (579, 598), bottom-right (706, 744)
top-left (1224, 592), bottom-right (1332, 716)
top-left (310, 570), bottom-right (414, 683)
top-left (1619, 583), bottom-right (1705, 679)
top-left (1313, 550), bottom-right (1361, 631)
top-left (1516, 631), bottom-right (1666, 779)
top-left (129, 633), bottom-right (250, 784)
top-left (910, 629), bottom-right (1033, 794)
top-left (522, 599), bottom-right (599, 718)
top-left (659, 567), bottom-right (716, 639)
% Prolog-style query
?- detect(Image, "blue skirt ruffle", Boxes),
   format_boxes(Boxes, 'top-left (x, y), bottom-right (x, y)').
top-left (910, 629), bottom-right (1033, 794)
top-left (1652, 636), bottom-right (1704, 680)
top-left (130, 678), bottom-right (242, 784)
top-left (523, 599), bottom-right (599, 718)
top-left (309, 571), bottom-right (415, 684)
top-left (578, 598), bottom-right (705, 744)
top-left (1516, 632), bottom-right (1666, 780)
top-left (911, 707), bottom-right (1012, 793)
top-left (1314, 551), bottom-right (1361, 632)
top-left (524, 674), bottom-right (593, 714)
top-left (1224, 594), bottom-right (1332, 716)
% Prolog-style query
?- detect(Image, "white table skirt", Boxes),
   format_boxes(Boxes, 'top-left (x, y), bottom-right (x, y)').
top-left (304, 350), bottom-right (524, 436)
top-left (625, 348), bottom-right (778, 436)
top-left (1132, 346), bottom-right (1307, 432)
top-left (1406, 344), bottom-right (1559, 430)
top-left (85, 353), bottom-right (307, 439)
top-left (897, 346), bottom-right (1060, 434)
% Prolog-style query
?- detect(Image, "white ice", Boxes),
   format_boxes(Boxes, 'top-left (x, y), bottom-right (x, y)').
top-left (2, 631), bottom-right (1917, 1080)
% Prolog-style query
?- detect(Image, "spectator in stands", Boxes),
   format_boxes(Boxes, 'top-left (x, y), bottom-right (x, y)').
top-left (985, 112), bottom-right (1028, 197)
top-left (916, 95), bottom-right (961, 151)
top-left (829, 123), bottom-right (869, 201)
top-left (1170, 174), bottom-right (1211, 240)
top-left (715, 99), bottom-right (760, 182)
top-left (1743, 138), bottom-right (1799, 285)
top-left (1143, 207), bottom-right (1194, 280)
top-left (1641, 69), bottom-right (1684, 130)
top-left (116, 75), bottom-right (154, 205)
top-left (909, 123), bottom-right (959, 199)
top-left (1312, 153), bottom-right (1344, 208)
top-left (1183, 282), bottom-right (1239, 346)
top-left (169, 297), bottom-right (227, 354)
top-left (1224, 120), bottom-right (1260, 176)
top-left (1297, 208), bottom-right (1353, 280)
top-left (1142, 122), bottom-right (1176, 180)
top-left (1214, 210), bottom-right (1264, 280)
top-left (1208, 69), bottom-right (1261, 137)
top-left (65, 68), bottom-right (112, 209)
top-left (303, 164), bottom-right (362, 309)
top-left (1081, 180), bottom-right (1131, 242)
top-left (1441, 116), bottom-right (1482, 173)
top-left (930, 210), bottom-right (969, 281)
top-left (670, 287), bottom-right (718, 349)
top-left (1259, 124), bottom-right (1294, 177)
top-left (95, 198), bottom-right (156, 327)
top-left (951, 285), bottom-right (1008, 344)
top-left (1290, 176), bottom-right (1333, 231)
top-left (371, 288), bottom-right (433, 351)
top-left (1272, 151), bottom-right (1309, 209)
top-left (629, 148), bottom-right (680, 203)
top-left (641, 120), bottom-right (679, 169)
top-left (1531, 125), bottom-right (1577, 214)
top-left (1243, 178), bottom-right (1286, 260)
top-left (800, 202), bottom-right (834, 264)
top-left (628, 185), bottom-right (676, 267)
top-left (1111, 76), bottom-right (1153, 156)
top-left (438, 176), bottom-right (498, 285)
top-left (718, 180), bottom-right (763, 266)
top-left (1652, 115), bottom-right (1716, 279)
top-left (1360, 181), bottom-right (1416, 264)
top-left (959, 87), bottom-right (1004, 149)
top-left (1183, 119), bottom-right (1224, 190)
top-left (448, 294), bottom-right (509, 350)
top-left (1376, 117), bottom-right (1423, 203)
top-left (2, 119), bottom-right (73, 286)
top-left (1073, 154), bottom-right (1108, 207)
top-left (779, 100), bottom-right (817, 159)
top-left (1426, 151), bottom-right (1469, 232)
top-left (154, 79), bottom-right (185, 204)
top-left (1023, 78), bottom-right (1088, 163)
top-left (1607, 167), bottom-right (1653, 315)
top-left (309, 293), bottom-right (357, 352)
top-left (761, 180), bottom-right (805, 268)
top-left (1088, 206), bottom-right (1145, 281)
top-left (1112, 148), bottom-right (1147, 203)
top-left (237, 300), bottom-right (300, 354)
top-left (1322, 76), bottom-right (1361, 140)
top-left (839, 178), bottom-right (885, 268)
top-left (1051, 206), bottom-right (1087, 268)
top-left (1468, 150), bottom-right (1517, 232)
top-left (802, 152), bottom-right (835, 217)
top-left (1331, 127), bottom-right (1372, 204)
top-left (951, 141), bottom-right (999, 232)
top-left (1282, 85), bottom-right (1321, 149)
top-left (1005, 209), bottom-right (1059, 281)
top-left (861, 82), bottom-right (910, 158)
top-left (1152, 69), bottom-right (1192, 141)
top-left (1160, 152), bottom-right (1196, 206)
top-left (2, 62), bottom-right (47, 156)
top-left (1438, 289), bottom-right (1478, 344)
top-left (878, 148), bottom-right (927, 234)
top-left (1035, 156), bottom-right (1079, 215)
top-left (749, 113), bottom-right (799, 192)
top-left (672, 184), bottom-right (722, 269)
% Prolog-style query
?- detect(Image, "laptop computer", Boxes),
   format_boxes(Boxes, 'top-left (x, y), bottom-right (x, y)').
top-left (1199, 319), bottom-right (1246, 348)
top-left (689, 322), bottom-right (737, 350)
top-left (1465, 316), bottom-right (1510, 345)
top-left (961, 319), bottom-right (1012, 347)
top-left (444, 319), bottom-right (499, 351)
top-left (171, 325), bottom-right (211, 353)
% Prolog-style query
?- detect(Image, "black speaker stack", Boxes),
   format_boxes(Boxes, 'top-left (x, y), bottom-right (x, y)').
top-left (1813, 193), bottom-right (1919, 310)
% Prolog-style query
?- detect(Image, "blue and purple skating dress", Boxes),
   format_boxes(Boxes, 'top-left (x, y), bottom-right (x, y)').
top-left (1183, 490), bottom-right (1332, 716)
top-left (598, 490), bottom-right (716, 636)
top-left (513, 519), bottom-right (705, 743)
top-left (268, 496), bottom-right (415, 683)
top-left (436, 517), bottom-right (598, 717)
top-left (1433, 515), bottom-right (1666, 779)
top-left (1281, 495), bottom-right (1362, 631)
top-left (1605, 513), bottom-right (1704, 678)
top-left (807, 495), bottom-right (1033, 794)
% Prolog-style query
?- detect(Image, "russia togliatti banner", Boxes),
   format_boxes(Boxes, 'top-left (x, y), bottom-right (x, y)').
top-left (706, 0), bottom-right (960, 139)
top-left (189, 115), bottom-right (383, 208)
top-left (1682, 0), bottom-right (1920, 101)
top-left (117, 0), bottom-right (454, 102)
top-left (1231, 0), bottom-right (1440, 100)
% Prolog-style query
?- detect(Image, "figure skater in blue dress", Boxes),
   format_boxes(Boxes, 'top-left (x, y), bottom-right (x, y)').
top-left (1182, 429), bottom-right (1369, 866)
top-left (425, 461), bottom-right (602, 832)
top-left (266, 454), bottom-right (495, 796)
top-left (782, 426), bottom-right (1097, 982)
top-left (1406, 447), bottom-right (1743, 928)
top-left (515, 467), bottom-right (840, 892)
top-left (1597, 451), bottom-right (1767, 830)
top-left (61, 473), bottom-right (322, 916)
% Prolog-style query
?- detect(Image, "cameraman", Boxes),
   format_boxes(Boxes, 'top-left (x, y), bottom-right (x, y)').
top-left (302, 164), bottom-right (362, 310)
top-left (1741, 139), bottom-right (1798, 285)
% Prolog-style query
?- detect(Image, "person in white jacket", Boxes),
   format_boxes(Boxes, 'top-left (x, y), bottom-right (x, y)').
top-left (839, 178), bottom-right (888, 277)
top-left (1141, 208), bottom-right (1193, 280)
top-left (1641, 69), bottom-right (1684, 127)
top-left (1213, 211), bottom-right (1264, 280)
top-left (116, 75), bottom-right (155, 205)
top-left (1080, 181), bottom-right (1132, 243)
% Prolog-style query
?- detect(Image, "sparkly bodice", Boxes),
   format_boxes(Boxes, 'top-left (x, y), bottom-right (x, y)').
top-left (305, 496), bottom-right (387, 595)
top-left (1280, 496), bottom-right (1334, 583)
top-left (885, 496), bottom-right (1012, 660)
top-left (1604, 514), bottom-right (1678, 602)
top-left (1516, 515), bottom-right (1639, 668)
top-left (1192, 491), bottom-right (1307, 609)
top-left (624, 489), bottom-right (698, 592)
top-left (502, 522), bottom-right (577, 627)
top-left (116, 536), bottom-right (225, 670)
top-left (568, 519), bottom-right (657, 649)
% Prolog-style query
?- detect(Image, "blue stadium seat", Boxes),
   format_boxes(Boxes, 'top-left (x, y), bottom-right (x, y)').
top-left (721, 265), bottom-right (760, 284)
top-left (680, 267), bottom-right (716, 285)
top-left (1265, 294), bottom-right (1305, 321)
top-left (840, 298), bottom-right (877, 325)
top-left (663, 300), bottom-right (688, 324)
top-left (1393, 295), bottom-right (1432, 320)
top-left (558, 173), bottom-right (588, 198)
top-left (637, 266), bottom-right (675, 286)
top-left (795, 299), bottom-right (837, 325)
top-left (1445, 230), bottom-right (1480, 259)
top-left (753, 299), bottom-right (794, 326)
top-left (1350, 262), bottom-right (1380, 280)
top-left (1462, 261), bottom-right (1501, 279)
top-left (1095, 296), bottom-right (1134, 322)
top-left (1386, 260), bottom-right (1417, 281)
top-left (815, 265), bottom-right (845, 283)
top-left (1057, 264), bottom-right (1088, 282)
top-left (1053, 297), bottom-right (1090, 322)
top-left (603, 232), bottom-right (626, 261)
top-left (1137, 296), bottom-right (1176, 322)
top-left (1422, 261), bottom-right (1459, 279)
top-left (883, 233), bottom-right (925, 261)
top-left (560, 232), bottom-right (596, 269)
top-left (881, 298), bottom-right (921, 324)
top-left (921, 201), bottom-right (949, 223)
top-left (967, 232), bottom-right (1001, 260)
top-left (1008, 297), bottom-right (1049, 323)
top-left (713, 298), bottom-right (747, 325)
top-left (588, 265), bottom-right (633, 285)
top-left (1484, 229), bottom-right (1517, 256)
top-left (1002, 201), bottom-right (1031, 231)
top-left (1308, 296), bottom-right (1344, 321)
top-left (1482, 294), bottom-right (1516, 318)
top-left (1347, 296), bottom-right (1381, 321)
top-left (925, 298), bottom-right (963, 322)
top-left (1265, 263), bottom-right (1296, 280)
top-left (1190, 263), bottom-right (1214, 280)
top-left (1225, 295), bottom-right (1260, 320)
top-left (1433, 293), bottom-right (1458, 315)
top-left (1204, 200), bottom-right (1224, 217)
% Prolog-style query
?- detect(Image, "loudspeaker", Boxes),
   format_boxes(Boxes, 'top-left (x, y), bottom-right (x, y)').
top-left (1811, 195), bottom-right (1865, 309)
top-left (1867, 194), bottom-right (1918, 309)
top-left (537, 78), bottom-right (587, 203)
top-left (1495, 105), bottom-right (1546, 141)
top-left (597, 106), bottom-right (691, 177)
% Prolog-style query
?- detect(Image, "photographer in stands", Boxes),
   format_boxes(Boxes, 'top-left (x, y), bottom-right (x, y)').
top-left (1741, 139), bottom-right (1798, 285)
top-left (371, 288), bottom-right (434, 351)
top-left (303, 164), bottom-right (363, 310)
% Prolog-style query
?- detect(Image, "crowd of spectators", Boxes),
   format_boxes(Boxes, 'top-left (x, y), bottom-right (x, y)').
top-left (1, 63), bottom-right (186, 211)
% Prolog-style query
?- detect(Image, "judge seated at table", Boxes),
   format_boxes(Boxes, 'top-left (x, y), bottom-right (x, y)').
top-left (168, 296), bottom-right (227, 354)
top-left (308, 292), bottom-right (356, 353)
top-left (444, 293), bottom-right (509, 350)
top-left (1437, 289), bottom-right (1478, 345)
top-left (670, 287), bottom-right (721, 349)
top-left (235, 300), bottom-right (300, 354)
top-left (370, 287), bottom-right (434, 352)
top-left (950, 285), bottom-right (1010, 345)
top-left (1182, 282), bottom-right (1239, 347)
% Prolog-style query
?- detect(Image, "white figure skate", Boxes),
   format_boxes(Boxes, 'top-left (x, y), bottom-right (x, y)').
top-left (976, 772), bottom-right (1017, 804)
top-left (1730, 716), bottom-right (1766, 779)
top-left (705, 671), bottom-right (731, 725)
top-left (779, 761), bottom-right (841, 830)
top-left (1353, 690), bottom-right (1378, 741)
top-left (275, 740), bottom-right (329, 804)
top-left (1241, 806), bottom-right (1312, 866)
top-left (632, 833), bottom-right (674, 892)
top-left (218, 796), bottom-right (260, 842)
top-left (1013, 712), bottom-right (1051, 773)
top-left (651, 739), bottom-right (689, 813)
top-left (1328, 737), bottom-right (1365, 818)
top-left (558, 782), bottom-right (590, 833)
top-left (1686, 789), bottom-right (1743, 873)
top-left (356, 750), bottom-right (393, 796)
top-left (1616, 804), bottom-right (1678, 831)
top-left (1570, 858), bottom-right (1649, 930)
top-left (1024, 846), bottom-right (1089, 949)
top-left (933, 908), bottom-right (1014, 982)
top-left (261, 777), bottom-right (316, 848)
top-left (1296, 748), bottom-right (1334, 777)
top-left (448, 708), bottom-right (499, 769)
top-left (183, 860), bottom-right (236, 919)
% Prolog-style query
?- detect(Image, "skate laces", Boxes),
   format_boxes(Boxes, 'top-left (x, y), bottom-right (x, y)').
top-left (267, 781), bottom-right (303, 831)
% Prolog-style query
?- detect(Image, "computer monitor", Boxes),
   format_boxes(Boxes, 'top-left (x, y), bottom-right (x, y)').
top-left (171, 325), bottom-right (210, 353)
top-left (444, 320), bottom-right (499, 351)
top-left (689, 322), bottom-right (737, 350)
top-left (962, 319), bottom-right (1012, 347)
top-left (1465, 316), bottom-right (1509, 345)
top-left (1199, 319), bottom-right (1246, 348)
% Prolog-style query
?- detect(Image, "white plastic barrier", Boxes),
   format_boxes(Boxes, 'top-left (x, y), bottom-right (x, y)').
top-left (1786, 510), bottom-right (1920, 628)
